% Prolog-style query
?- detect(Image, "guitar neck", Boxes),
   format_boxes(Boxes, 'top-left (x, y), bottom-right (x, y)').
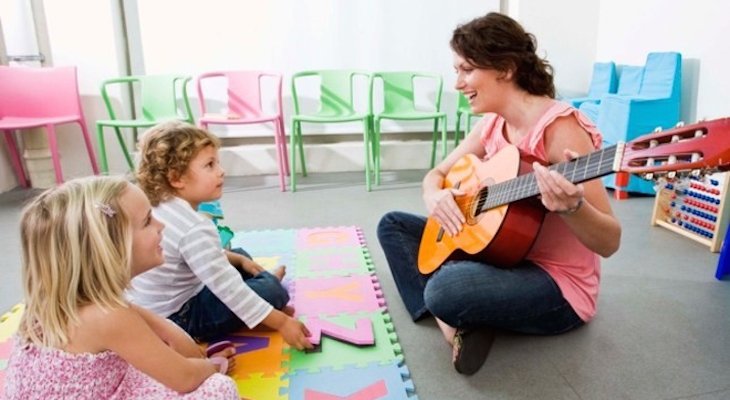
top-left (479, 144), bottom-right (621, 211)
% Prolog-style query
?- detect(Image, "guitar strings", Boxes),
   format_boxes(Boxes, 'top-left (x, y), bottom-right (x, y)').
top-left (465, 146), bottom-right (619, 214)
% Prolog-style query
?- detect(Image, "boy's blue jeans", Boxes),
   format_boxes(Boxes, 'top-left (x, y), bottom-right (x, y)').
top-left (377, 211), bottom-right (584, 335)
top-left (169, 248), bottom-right (289, 342)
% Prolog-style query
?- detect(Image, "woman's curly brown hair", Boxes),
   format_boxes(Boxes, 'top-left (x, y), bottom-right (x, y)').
top-left (450, 12), bottom-right (555, 98)
top-left (136, 121), bottom-right (220, 206)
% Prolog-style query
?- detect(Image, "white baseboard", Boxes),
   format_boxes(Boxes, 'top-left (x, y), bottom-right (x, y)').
top-left (219, 139), bottom-right (450, 176)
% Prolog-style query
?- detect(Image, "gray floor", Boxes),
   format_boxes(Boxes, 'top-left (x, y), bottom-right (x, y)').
top-left (1, 171), bottom-right (729, 400)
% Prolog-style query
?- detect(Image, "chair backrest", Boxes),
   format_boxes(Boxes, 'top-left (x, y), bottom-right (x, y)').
top-left (100, 74), bottom-right (193, 122)
top-left (638, 52), bottom-right (682, 99)
top-left (292, 70), bottom-right (369, 117)
top-left (457, 92), bottom-right (470, 113)
top-left (0, 65), bottom-right (83, 119)
top-left (197, 70), bottom-right (282, 119)
top-left (616, 65), bottom-right (644, 95)
top-left (372, 71), bottom-right (443, 114)
top-left (586, 62), bottom-right (618, 98)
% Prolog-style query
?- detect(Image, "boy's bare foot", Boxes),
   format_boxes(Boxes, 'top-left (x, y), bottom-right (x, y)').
top-left (273, 265), bottom-right (286, 281)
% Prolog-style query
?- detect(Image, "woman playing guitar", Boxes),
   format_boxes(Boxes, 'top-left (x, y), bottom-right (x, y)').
top-left (377, 12), bottom-right (622, 375)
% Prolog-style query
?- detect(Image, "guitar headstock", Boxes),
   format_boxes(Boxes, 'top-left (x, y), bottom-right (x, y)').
top-left (619, 118), bottom-right (730, 180)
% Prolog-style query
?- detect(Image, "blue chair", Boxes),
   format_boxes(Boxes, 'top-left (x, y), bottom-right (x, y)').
top-left (592, 52), bottom-right (683, 196)
top-left (565, 62), bottom-right (617, 109)
top-left (580, 64), bottom-right (643, 123)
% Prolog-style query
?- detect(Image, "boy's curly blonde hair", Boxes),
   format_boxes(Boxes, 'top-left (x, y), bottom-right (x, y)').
top-left (136, 121), bottom-right (220, 206)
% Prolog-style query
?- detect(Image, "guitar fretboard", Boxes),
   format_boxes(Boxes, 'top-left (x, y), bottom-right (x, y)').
top-left (477, 145), bottom-right (620, 212)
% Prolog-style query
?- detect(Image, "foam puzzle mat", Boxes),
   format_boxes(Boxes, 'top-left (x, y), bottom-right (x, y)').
top-left (0, 226), bottom-right (418, 399)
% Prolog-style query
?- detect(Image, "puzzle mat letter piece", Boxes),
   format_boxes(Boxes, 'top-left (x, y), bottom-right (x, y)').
top-left (235, 372), bottom-right (286, 400)
top-left (292, 247), bottom-right (372, 279)
top-left (288, 311), bottom-right (401, 373)
top-left (286, 361), bottom-right (416, 400)
top-left (211, 330), bottom-right (289, 379)
top-left (292, 276), bottom-right (384, 317)
top-left (304, 380), bottom-right (387, 400)
top-left (296, 227), bottom-right (363, 249)
top-left (0, 304), bottom-right (24, 342)
top-left (0, 304), bottom-right (25, 394)
top-left (232, 229), bottom-right (297, 255)
top-left (307, 316), bottom-right (374, 347)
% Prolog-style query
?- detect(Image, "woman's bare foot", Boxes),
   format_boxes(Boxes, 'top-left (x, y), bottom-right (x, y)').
top-left (436, 318), bottom-right (457, 346)
top-left (273, 265), bottom-right (286, 281)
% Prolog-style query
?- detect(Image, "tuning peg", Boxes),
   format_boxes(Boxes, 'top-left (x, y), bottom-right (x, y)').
top-left (654, 126), bottom-right (663, 132)
top-left (667, 171), bottom-right (677, 179)
top-left (675, 121), bottom-right (685, 128)
top-left (691, 169), bottom-right (702, 177)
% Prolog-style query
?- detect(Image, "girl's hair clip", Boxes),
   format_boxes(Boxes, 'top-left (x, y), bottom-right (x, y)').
top-left (95, 203), bottom-right (117, 218)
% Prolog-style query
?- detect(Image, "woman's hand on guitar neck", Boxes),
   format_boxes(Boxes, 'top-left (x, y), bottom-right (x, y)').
top-left (424, 188), bottom-right (467, 236)
top-left (532, 149), bottom-right (585, 215)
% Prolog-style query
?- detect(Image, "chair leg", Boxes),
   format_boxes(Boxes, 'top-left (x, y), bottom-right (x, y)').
top-left (2, 130), bottom-right (29, 187)
top-left (290, 120), bottom-right (298, 192)
top-left (430, 121), bottom-right (438, 169)
top-left (45, 124), bottom-right (64, 184)
top-left (373, 118), bottom-right (381, 186)
top-left (96, 124), bottom-right (109, 175)
top-left (273, 119), bottom-right (286, 192)
top-left (362, 117), bottom-right (371, 192)
top-left (78, 120), bottom-right (99, 175)
top-left (440, 116), bottom-right (448, 161)
top-left (466, 114), bottom-right (474, 135)
top-left (113, 126), bottom-right (135, 172)
top-left (455, 113), bottom-right (462, 147)
top-left (296, 121), bottom-right (307, 176)
top-left (278, 117), bottom-right (290, 176)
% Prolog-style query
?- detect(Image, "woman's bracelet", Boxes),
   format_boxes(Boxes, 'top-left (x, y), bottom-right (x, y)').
top-left (558, 197), bottom-right (584, 215)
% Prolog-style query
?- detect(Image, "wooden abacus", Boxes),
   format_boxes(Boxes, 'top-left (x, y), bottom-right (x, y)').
top-left (651, 172), bottom-right (730, 252)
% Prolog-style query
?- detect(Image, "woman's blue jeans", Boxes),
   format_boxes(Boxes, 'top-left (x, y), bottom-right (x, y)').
top-left (168, 248), bottom-right (289, 342)
top-left (377, 211), bottom-right (584, 335)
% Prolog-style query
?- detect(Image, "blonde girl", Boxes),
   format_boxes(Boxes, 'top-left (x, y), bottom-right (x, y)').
top-left (4, 176), bottom-right (238, 399)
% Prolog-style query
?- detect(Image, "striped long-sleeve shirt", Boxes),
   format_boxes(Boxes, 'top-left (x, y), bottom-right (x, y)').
top-left (127, 196), bottom-right (272, 328)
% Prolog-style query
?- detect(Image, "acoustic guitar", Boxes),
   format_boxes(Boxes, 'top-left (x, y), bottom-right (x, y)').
top-left (418, 118), bottom-right (730, 274)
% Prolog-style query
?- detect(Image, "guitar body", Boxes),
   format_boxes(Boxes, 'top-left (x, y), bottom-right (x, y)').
top-left (418, 147), bottom-right (545, 274)
top-left (417, 118), bottom-right (730, 274)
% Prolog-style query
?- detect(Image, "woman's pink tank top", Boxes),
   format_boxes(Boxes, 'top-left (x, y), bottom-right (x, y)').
top-left (479, 100), bottom-right (604, 321)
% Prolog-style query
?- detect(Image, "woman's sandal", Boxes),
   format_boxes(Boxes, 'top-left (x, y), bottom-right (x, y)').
top-left (452, 328), bottom-right (496, 375)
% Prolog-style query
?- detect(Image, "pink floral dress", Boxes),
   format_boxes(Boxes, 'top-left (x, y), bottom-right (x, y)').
top-left (3, 338), bottom-right (239, 399)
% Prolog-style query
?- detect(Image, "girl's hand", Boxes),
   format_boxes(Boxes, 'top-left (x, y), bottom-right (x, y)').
top-left (278, 317), bottom-right (313, 351)
top-left (423, 188), bottom-right (466, 236)
top-left (532, 150), bottom-right (585, 215)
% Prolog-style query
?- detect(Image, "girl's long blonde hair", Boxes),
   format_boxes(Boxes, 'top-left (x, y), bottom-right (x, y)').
top-left (18, 176), bottom-right (133, 348)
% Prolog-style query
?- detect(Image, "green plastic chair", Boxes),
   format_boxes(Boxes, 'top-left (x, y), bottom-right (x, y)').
top-left (290, 70), bottom-right (373, 191)
top-left (454, 92), bottom-right (482, 146)
top-left (96, 74), bottom-right (194, 173)
top-left (370, 72), bottom-right (446, 184)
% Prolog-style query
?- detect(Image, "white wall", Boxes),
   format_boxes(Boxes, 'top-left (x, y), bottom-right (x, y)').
top-left (516, 0), bottom-right (601, 99)
top-left (594, 0), bottom-right (729, 123)
top-left (134, 0), bottom-right (500, 135)
top-left (3, 1), bottom-right (730, 191)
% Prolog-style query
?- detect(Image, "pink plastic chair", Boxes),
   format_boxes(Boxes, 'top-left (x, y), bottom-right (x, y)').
top-left (196, 70), bottom-right (289, 191)
top-left (0, 66), bottom-right (99, 187)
